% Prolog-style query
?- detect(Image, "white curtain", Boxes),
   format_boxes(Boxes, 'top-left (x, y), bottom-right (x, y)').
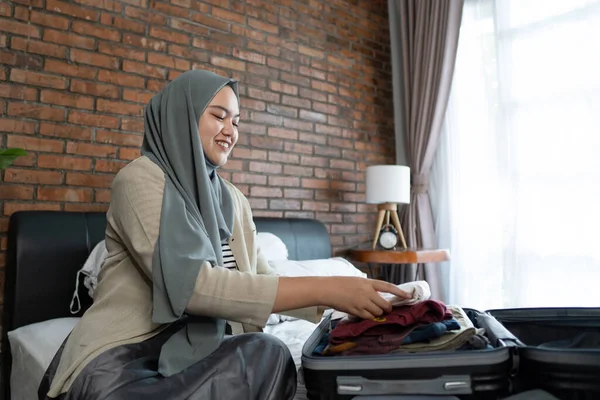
top-left (431, 0), bottom-right (600, 310)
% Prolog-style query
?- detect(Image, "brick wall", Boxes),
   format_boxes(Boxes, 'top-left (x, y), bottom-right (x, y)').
top-left (0, 0), bottom-right (394, 279)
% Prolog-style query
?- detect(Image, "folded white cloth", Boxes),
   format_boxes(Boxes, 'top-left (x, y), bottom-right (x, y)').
top-left (380, 280), bottom-right (431, 307)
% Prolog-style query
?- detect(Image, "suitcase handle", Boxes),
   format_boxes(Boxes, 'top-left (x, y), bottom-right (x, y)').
top-left (337, 375), bottom-right (472, 396)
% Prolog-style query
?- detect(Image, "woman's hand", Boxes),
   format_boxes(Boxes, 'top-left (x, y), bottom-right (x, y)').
top-left (318, 277), bottom-right (412, 320)
top-left (273, 276), bottom-right (412, 320)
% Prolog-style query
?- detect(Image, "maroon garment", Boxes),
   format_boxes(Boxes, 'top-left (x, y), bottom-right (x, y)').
top-left (329, 300), bottom-right (451, 345)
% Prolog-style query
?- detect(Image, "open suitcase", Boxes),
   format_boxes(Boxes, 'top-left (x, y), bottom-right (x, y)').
top-left (301, 307), bottom-right (600, 400)
top-left (301, 308), bottom-right (521, 399)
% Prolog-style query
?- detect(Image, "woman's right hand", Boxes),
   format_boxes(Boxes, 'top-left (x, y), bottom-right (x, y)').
top-left (318, 277), bottom-right (412, 320)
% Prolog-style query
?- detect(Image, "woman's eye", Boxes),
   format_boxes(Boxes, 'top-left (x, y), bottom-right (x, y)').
top-left (214, 115), bottom-right (224, 121)
top-left (233, 122), bottom-right (239, 127)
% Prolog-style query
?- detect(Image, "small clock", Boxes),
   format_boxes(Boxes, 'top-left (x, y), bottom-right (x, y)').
top-left (378, 224), bottom-right (398, 250)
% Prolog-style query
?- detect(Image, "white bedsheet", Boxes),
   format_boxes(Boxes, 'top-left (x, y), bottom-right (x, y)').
top-left (8, 317), bottom-right (317, 400)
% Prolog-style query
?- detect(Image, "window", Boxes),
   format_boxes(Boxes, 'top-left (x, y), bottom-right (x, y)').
top-left (432, 0), bottom-right (600, 309)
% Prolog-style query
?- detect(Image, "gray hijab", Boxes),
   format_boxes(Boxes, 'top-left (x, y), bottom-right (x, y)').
top-left (141, 69), bottom-right (238, 376)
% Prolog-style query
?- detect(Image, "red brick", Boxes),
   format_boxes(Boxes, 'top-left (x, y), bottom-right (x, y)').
top-left (63, 203), bottom-right (109, 212)
top-left (0, 185), bottom-right (34, 200)
top-left (149, 26), bottom-right (190, 45)
top-left (97, 99), bottom-right (143, 116)
top-left (151, 1), bottom-right (190, 18)
top-left (38, 187), bottom-right (92, 202)
top-left (95, 159), bottom-right (128, 173)
top-left (119, 147), bottom-right (140, 160)
top-left (248, 18), bottom-right (278, 34)
top-left (192, 38), bottom-right (232, 55)
top-left (122, 33), bottom-right (166, 52)
top-left (45, 60), bottom-right (96, 80)
top-left (73, 0), bottom-right (121, 12)
top-left (268, 152), bottom-right (299, 164)
top-left (39, 123), bottom-right (92, 140)
top-left (0, 118), bottom-right (36, 134)
top-left (250, 186), bottom-right (282, 198)
top-left (231, 172), bottom-right (267, 185)
top-left (0, 49), bottom-right (42, 69)
top-left (251, 112), bottom-right (283, 126)
top-left (4, 202), bottom-right (61, 215)
top-left (95, 189), bottom-right (111, 203)
top-left (169, 18), bottom-right (210, 37)
top-left (267, 57), bottom-right (293, 71)
top-left (7, 134), bottom-right (64, 153)
top-left (0, 19), bottom-right (41, 38)
top-left (66, 142), bottom-right (117, 158)
top-left (70, 79), bottom-right (119, 98)
top-left (0, 2), bottom-right (11, 16)
top-left (10, 152), bottom-right (36, 167)
top-left (11, 37), bottom-right (66, 58)
top-left (30, 10), bottom-right (70, 29)
top-left (3, 168), bottom-right (63, 184)
top-left (191, 13), bottom-right (229, 31)
top-left (72, 21), bottom-right (120, 41)
top-left (10, 69), bottom-right (67, 89)
top-left (40, 90), bottom-right (94, 110)
top-left (97, 70), bottom-right (144, 89)
top-left (147, 53), bottom-right (190, 71)
top-left (68, 110), bottom-right (119, 128)
top-left (0, 83), bottom-right (37, 101)
top-left (96, 130), bottom-right (143, 147)
top-left (211, 56), bottom-right (245, 72)
top-left (43, 29), bottom-right (96, 50)
top-left (231, 148), bottom-right (267, 160)
top-left (302, 178), bottom-right (329, 189)
top-left (146, 79), bottom-right (167, 92)
top-left (70, 49), bottom-right (118, 70)
top-left (266, 127), bottom-right (297, 140)
top-left (121, 118), bottom-right (144, 132)
top-left (0, 35), bottom-right (5, 49)
top-left (46, 0), bottom-right (99, 20)
top-left (269, 199), bottom-right (301, 210)
top-left (66, 172), bottom-right (114, 188)
top-left (124, 6), bottom-right (166, 25)
top-left (213, 7), bottom-right (246, 24)
top-left (123, 60), bottom-right (167, 79)
top-left (110, 16), bottom-right (146, 33)
top-left (248, 161), bottom-right (281, 174)
top-left (97, 41), bottom-right (145, 62)
top-left (8, 103), bottom-right (65, 122)
top-left (38, 154), bottom-right (92, 170)
top-left (298, 45), bottom-right (325, 59)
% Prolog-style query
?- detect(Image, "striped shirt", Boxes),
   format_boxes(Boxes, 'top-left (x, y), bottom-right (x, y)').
top-left (222, 240), bottom-right (237, 270)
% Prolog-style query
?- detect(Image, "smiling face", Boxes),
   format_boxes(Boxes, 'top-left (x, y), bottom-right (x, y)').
top-left (198, 85), bottom-right (240, 167)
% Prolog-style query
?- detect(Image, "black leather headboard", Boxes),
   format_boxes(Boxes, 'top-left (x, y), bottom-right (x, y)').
top-left (3, 210), bottom-right (331, 333)
top-left (2, 210), bottom-right (331, 398)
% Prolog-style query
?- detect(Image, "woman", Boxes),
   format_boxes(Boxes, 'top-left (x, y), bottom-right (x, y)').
top-left (40, 70), bottom-right (410, 400)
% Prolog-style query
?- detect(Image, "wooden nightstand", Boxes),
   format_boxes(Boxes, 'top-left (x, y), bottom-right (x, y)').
top-left (347, 245), bottom-right (450, 282)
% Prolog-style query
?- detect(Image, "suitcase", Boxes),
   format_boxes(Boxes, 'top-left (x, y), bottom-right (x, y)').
top-left (487, 307), bottom-right (600, 400)
top-left (301, 308), bottom-right (521, 400)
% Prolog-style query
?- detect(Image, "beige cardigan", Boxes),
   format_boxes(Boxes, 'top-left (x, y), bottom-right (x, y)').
top-left (47, 156), bottom-right (319, 397)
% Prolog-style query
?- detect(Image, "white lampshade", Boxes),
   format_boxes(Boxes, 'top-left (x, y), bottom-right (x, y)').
top-left (365, 165), bottom-right (411, 204)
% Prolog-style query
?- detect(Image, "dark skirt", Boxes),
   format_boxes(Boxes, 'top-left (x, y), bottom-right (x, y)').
top-left (39, 323), bottom-right (297, 400)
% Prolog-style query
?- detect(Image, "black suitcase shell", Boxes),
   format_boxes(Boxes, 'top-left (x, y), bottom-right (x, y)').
top-left (301, 309), bottom-right (519, 400)
top-left (487, 307), bottom-right (600, 399)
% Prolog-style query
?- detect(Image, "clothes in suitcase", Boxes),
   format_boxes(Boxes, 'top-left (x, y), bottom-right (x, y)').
top-left (487, 307), bottom-right (600, 400)
top-left (301, 305), bottom-right (520, 400)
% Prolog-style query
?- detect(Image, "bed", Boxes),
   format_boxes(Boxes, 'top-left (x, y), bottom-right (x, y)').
top-left (1, 211), bottom-right (337, 400)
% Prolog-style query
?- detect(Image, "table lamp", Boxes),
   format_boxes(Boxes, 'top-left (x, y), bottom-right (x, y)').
top-left (366, 165), bottom-right (410, 250)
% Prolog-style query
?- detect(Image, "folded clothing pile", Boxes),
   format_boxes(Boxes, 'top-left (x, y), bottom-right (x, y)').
top-left (313, 281), bottom-right (490, 356)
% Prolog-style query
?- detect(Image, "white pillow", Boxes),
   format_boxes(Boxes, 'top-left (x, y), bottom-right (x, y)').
top-left (256, 232), bottom-right (288, 261)
top-left (268, 257), bottom-right (367, 278)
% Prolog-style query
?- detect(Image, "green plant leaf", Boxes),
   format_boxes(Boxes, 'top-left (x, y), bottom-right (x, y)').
top-left (0, 148), bottom-right (28, 170)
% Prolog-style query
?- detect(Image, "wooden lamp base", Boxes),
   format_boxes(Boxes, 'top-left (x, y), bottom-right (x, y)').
top-left (372, 202), bottom-right (408, 250)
